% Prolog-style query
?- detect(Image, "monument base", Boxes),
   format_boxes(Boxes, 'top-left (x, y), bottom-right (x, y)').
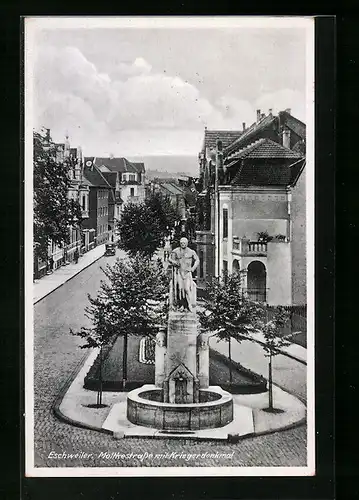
top-left (163, 310), bottom-right (198, 403)
top-left (127, 384), bottom-right (233, 430)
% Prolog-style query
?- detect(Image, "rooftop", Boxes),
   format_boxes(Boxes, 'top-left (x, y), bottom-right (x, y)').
top-left (203, 129), bottom-right (243, 151)
top-left (83, 165), bottom-right (113, 190)
top-left (226, 138), bottom-right (303, 163)
top-left (93, 157), bottom-right (145, 174)
top-left (224, 110), bottom-right (306, 157)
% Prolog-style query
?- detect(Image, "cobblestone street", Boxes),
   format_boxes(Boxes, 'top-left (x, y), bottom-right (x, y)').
top-left (33, 256), bottom-right (307, 468)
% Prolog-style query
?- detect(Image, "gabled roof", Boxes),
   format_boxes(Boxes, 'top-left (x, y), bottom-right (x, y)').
top-left (94, 157), bottom-right (137, 174)
top-left (83, 165), bottom-right (113, 191)
top-left (92, 157), bottom-right (145, 174)
top-left (160, 182), bottom-right (184, 196)
top-left (101, 171), bottom-right (118, 188)
top-left (224, 111), bottom-right (306, 157)
top-left (279, 110), bottom-right (306, 140)
top-left (226, 139), bottom-right (304, 187)
top-left (224, 114), bottom-right (277, 156)
top-left (226, 138), bottom-right (303, 164)
top-left (131, 162), bottom-right (145, 173)
top-left (203, 129), bottom-right (243, 151)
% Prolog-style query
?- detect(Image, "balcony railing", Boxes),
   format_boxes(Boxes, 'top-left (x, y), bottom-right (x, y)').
top-left (232, 238), bottom-right (267, 255)
top-left (248, 241), bottom-right (267, 253)
top-left (127, 196), bottom-right (140, 204)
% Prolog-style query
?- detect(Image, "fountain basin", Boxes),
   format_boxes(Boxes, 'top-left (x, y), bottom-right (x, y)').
top-left (127, 384), bottom-right (233, 430)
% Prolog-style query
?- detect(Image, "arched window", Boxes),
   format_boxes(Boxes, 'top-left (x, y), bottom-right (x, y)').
top-left (233, 259), bottom-right (240, 274)
top-left (247, 261), bottom-right (267, 302)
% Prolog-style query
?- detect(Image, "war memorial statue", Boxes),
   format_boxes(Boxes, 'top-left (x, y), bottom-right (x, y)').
top-left (168, 237), bottom-right (199, 312)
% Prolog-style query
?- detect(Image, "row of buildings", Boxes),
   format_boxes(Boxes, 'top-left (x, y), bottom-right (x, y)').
top-left (36, 135), bottom-right (147, 276)
top-left (195, 108), bottom-right (307, 307)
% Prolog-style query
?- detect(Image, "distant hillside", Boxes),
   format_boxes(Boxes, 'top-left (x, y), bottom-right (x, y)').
top-left (127, 155), bottom-right (199, 177)
top-left (144, 170), bottom-right (196, 181)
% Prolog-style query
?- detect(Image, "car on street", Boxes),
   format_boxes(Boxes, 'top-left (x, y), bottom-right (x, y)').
top-left (104, 242), bottom-right (116, 256)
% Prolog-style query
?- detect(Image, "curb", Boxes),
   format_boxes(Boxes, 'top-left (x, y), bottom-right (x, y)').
top-left (34, 252), bottom-right (104, 305)
top-left (53, 350), bottom-right (306, 441)
top-left (252, 338), bottom-right (307, 365)
top-left (198, 301), bottom-right (307, 365)
top-left (53, 349), bottom-right (114, 436)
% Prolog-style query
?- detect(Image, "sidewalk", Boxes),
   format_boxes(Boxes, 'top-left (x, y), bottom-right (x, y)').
top-left (33, 244), bottom-right (112, 304)
top-left (243, 330), bottom-right (306, 364)
top-left (210, 336), bottom-right (307, 402)
top-left (56, 348), bottom-right (306, 440)
top-left (196, 303), bottom-right (307, 364)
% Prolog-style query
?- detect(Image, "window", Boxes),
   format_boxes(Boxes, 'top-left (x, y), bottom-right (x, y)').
top-left (222, 208), bottom-right (228, 239)
top-left (130, 188), bottom-right (135, 197)
top-left (129, 174), bottom-right (136, 182)
top-left (82, 195), bottom-right (86, 211)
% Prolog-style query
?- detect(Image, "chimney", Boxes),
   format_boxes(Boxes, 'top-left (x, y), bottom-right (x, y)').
top-left (242, 122), bottom-right (246, 131)
top-left (256, 109), bottom-right (261, 123)
top-left (268, 108), bottom-right (273, 117)
top-left (261, 113), bottom-right (265, 120)
top-left (285, 108), bottom-right (291, 115)
top-left (282, 127), bottom-right (291, 149)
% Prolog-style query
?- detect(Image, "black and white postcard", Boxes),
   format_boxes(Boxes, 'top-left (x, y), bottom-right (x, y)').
top-left (25, 16), bottom-right (315, 477)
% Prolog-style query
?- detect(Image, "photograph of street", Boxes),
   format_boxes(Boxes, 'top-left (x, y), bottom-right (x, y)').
top-left (25, 17), bottom-right (314, 476)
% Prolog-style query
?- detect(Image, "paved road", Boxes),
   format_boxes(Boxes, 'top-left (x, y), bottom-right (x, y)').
top-left (33, 255), bottom-right (307, 468)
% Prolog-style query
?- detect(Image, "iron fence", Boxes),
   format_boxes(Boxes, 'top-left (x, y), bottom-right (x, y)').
top-left (266, 304), bottom-right (307, 338)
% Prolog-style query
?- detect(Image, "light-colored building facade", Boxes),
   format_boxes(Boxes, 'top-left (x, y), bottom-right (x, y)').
top-left (44, 136), bottom-right (90, 273)
top-left (94, 157), bottom-right (146, 212)
top-left (196, 109), bottom-right (306, 306)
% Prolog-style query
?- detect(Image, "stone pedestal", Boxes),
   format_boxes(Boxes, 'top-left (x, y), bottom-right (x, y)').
top-left (163, 311), bottom-right (199, 403)
top-left (165, 311), bottom-right (198, 377)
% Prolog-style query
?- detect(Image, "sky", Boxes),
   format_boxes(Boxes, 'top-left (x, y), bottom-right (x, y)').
top-left (29, 18), bottom-right (310, 157)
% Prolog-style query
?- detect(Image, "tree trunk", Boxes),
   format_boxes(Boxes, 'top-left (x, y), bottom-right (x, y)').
top-left (228, 337), bottom-right (233, 386)
top-left (122, 332), bottom-right (128, 390)
top-left (97, 346), bottom-right (103, 406)
top-left (268, 353), bottom-right (273, 410)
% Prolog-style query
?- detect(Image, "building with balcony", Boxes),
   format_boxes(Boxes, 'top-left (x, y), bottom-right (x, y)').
top-left (196, 109), bottom-right (306, 306)
top-left (93, 157), bottom-right (146, 209)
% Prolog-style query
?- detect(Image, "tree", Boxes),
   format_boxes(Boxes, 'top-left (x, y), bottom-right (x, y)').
top-left (72, 255), bottom-right (168, 392)
top-left (117, 202), bottom-right (162, 258)
top-left (117, 192), bottom-right (178, 258)
top-left (198, 273), bottom-right (262, 386)
top-left (70, 300), bottom-right (116, 407)
top-left (254, 306), bottom-right (290, 412)
top-left (145, 191), bottom-right (177, 237)
top-left (33, 130), bottom-right (82, 264)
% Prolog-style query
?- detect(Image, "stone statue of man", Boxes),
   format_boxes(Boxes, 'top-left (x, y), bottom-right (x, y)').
top-left (169, 237), bottom-right (199, 312)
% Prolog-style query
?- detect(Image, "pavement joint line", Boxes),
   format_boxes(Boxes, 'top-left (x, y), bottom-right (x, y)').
top-left (34, 252), bottom-right (104, 305)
